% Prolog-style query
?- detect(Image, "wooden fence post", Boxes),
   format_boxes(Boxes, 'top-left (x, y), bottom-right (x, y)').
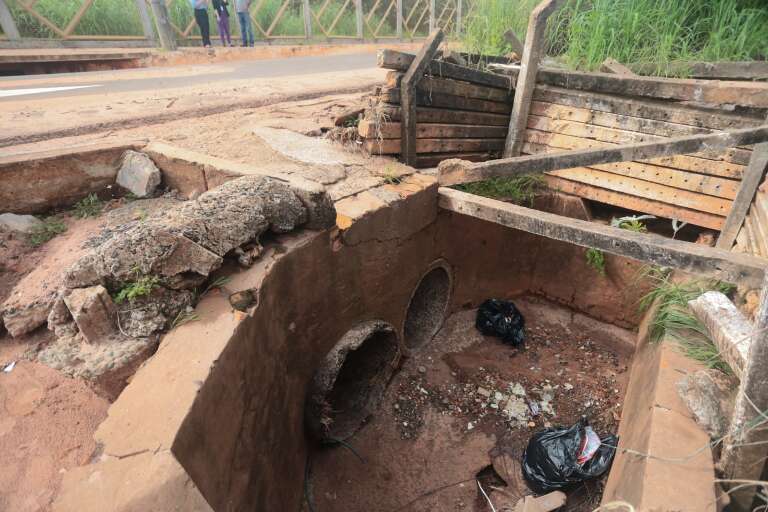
top-left (134, 0), bottom-right (157, 44)
top-left (503, 0), bottom-right (565, 158)
top-left (429, 0), bottom-right (436, 33)
top-left (149, 0), bottom-right (177, 51)
top-left (716, 141), bottom-right (768, 250)
top-left (302, 0), bottom-right (312, 39)
top-left (0, 0), bottom-right (21, 41)
top-left (396, 0), bottom-right (403, 40)
top-left (720, 269), bottom-right (768, 509)
top-left (355, 0), bottom-right (363, 40)
top-left (400, 29), bottom-right (444, 166)
top-left (456, 0), bottom-right (463, 37)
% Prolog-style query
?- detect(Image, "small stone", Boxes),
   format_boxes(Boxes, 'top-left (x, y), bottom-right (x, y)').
top-left (116, 151), bottom-right (161, 198)
top-left (64, 285), bottom-right (118, 343)
top-left (509, 383), bottom-right (526, 396)
top-left (418, 365), bottom-right (426, 374)
top-left (467, 422), bottom-right (474, 431)
top-left (494, 391), bottom-right (504, 402)
top-left (527, 421), bottom-right (536, 427)
top-left (229, 290), bottom-right (256, 311)
top-left (0, 213), bottom-right (43, 234)
top-left (477, 387), bottom-right (491, 398)
top-left (564, 383), bottom-right (574, 391)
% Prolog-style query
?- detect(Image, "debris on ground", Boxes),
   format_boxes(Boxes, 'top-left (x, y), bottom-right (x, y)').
top-left (476, 299), bottom-right (526, 347)
top-left (0, 213), bottom-right (43, 234)
top-left (116, 150), bottom-right (162, 198)
top-left (521, 419), bottom-right (618, 494)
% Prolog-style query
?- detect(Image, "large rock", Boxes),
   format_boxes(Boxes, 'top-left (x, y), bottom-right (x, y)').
top-left (0, 213), bottom-right (43, 234)
top-left (116, 151), bottom-right (161, 198)
top-left (64, 285), bottom-right (118, 344)
top-left (677, 369), bottom-right (738, 439)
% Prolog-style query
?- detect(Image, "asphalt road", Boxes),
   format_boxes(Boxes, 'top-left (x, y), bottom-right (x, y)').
top-left (0, 51), bottom-right (378, 102)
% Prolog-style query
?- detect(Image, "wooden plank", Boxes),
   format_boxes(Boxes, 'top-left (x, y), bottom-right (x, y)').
top-left (358, 120), bottom-right (507, 139)
top-left (386, 72), bottom-right (514, 102)
top-left (381, 87), bottom-right (512, 114)
top-left (365, 137), bottom-right (505, 155)
top-left (522, 142), bottom-right (739, 199)
top-left (545, 176), bottom-right (725, 230)
top-left (401, 30), bottom-right (445, 166)
top-left (524, 130), bottom-right (746, 179)
top-left (416, 151), bottom-right (497, 168)
top-left (734, 225), bottom-right (753, 255)
top-left (489, 63), bottom-right (768, 108)
top-left (547, 167), bottom-right (731, 216)
top-left (438, 187), bottom-right (763, 285)
top-left (438, 125), bottom-right (768, 187)
top-left (504, 0), bottom-right (566, 157)
top-left (744, 213), bottom-right (768, 257)
top-left (630, 61), bottom-right (768, 81)
top-left (533, 85), bottom-right (763, 132)
top-left (526, 114), bottom-right (751, 166)
top-left (717, 143), bottom-right (768, 249)
top-left (373, 105), bottom-right (509, 126)
top-left (377, 49), bottom-right (515, 90)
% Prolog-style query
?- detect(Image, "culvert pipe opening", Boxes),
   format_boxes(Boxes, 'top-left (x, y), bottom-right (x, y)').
top-left (404, 265), bottom-right (451, 349)
top-left (306, 320), bottom-right (399, 442)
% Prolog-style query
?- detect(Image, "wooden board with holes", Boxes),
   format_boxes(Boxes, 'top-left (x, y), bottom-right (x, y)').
top-left (364, 138), bottom-right (506, 155)
top-left (544, 175), bottom-right (725, 230)
top-left (380, 87), bottom-right (512, 114)
top-left (385, 72), bottom-right (514, 103)
top-left (359, 120), bottom-right (508, 139)
top-left (524, 129), bottom-right (745, 178)
top-left (373, 105), bottom-right (510, 126)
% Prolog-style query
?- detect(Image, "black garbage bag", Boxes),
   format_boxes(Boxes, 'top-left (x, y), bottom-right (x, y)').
top-left (475, 299), bottom-right (525, 347)
top-left (522, 419), bottom-right (618, 493)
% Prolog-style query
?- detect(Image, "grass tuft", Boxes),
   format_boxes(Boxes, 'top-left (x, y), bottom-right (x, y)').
top-left (28, 217), bottom-right (67, 247)
top-left (113, 275), bottom-right (160, 304)
top-left (585, 248), bottom-right (606, 276)
top-left (453, 174), bottom-right (544, 205)
top-left (73, 193), bottom-right (103, 219)
top-left (638, 266), bottom-right (735, 373)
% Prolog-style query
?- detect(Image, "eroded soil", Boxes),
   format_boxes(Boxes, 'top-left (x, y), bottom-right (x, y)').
top-left (307, 297), bottom-right (634, 512)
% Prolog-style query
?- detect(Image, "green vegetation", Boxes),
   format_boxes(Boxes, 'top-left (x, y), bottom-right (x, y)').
top-left (28, 217), bottom-right (67, 247)
top-left (462, 0), bottom-right (768, 75)
top-left (638, 267), bottom-right (735, 372)
top-left (585, 247), bottom-right (606, 276)
top-left (171, 310), bottom-right (199, 330)
top-left (113, 275), bottom-right (160, 304)
top-left (615, 218), bottom-right (647, 233)
top-left (73, 194), bottom-right (103, 219)
top-left (454, 174), bottom-right (544, 205)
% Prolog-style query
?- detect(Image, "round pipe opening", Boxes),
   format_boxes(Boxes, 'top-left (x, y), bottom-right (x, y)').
top-left (403, 264), bottom-right (451, 349)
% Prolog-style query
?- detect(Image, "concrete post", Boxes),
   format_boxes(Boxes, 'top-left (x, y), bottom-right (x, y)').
top-left (149, 0), bottom-right (177, 51)
top-left (396, 0), bottom-right (403, 40)
top-left (134, 0), bottom-right (157, 44)
top-left (721, 269), bottom-right (768, 509)
top-left (302, 0), bottom-right (312, 40)
top-left (355, 0), bottom-right (363, 40)
top-left (428, 0), bottom-right (436, 33)
top-left (0, 0), bottom-right (21, 41)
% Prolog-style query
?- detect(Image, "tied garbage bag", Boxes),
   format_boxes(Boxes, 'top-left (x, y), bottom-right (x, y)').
top-left (522, 419), bottom-right (618, 493)
top-left (475, 299), bottom-right (525, 347)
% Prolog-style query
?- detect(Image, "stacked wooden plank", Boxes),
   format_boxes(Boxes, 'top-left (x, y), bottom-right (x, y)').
top-left (735, 174), bottom-right (768, 257)
top-left (360, 49), bottom-right (515, 168)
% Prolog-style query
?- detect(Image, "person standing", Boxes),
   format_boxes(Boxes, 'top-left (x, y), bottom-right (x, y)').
top-left (235, 0), bottom-right (254, 47)
top-left (190, 0), bottom-right (212, 48)
top-left (212, 0), bottom-right (232, 46)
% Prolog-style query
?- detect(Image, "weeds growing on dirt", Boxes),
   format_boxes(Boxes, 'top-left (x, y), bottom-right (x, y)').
top-left (28, 217), bottom-right (67, 247)
top-left (585, 248), bottom-right (606, 276)
top-left (637, 266), bottom-right (735, 372)
top-left (462, 0), bottom-right (768, 74)
top-left (171, 310), bottom-right (199, 330)
top-left (454, 174), bottom-right (544, 205)
top-left (113, 275), bottom-right (160, 304)
top-left (73, 193), bottom-right (103, 219)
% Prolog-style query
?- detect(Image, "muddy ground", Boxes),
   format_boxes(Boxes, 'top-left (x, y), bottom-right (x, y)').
top-left (308, 297), bottom-right (634, 512)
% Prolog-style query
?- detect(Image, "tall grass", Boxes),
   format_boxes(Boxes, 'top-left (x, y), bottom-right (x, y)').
top-left (462, 0), bottom-right (768, 74)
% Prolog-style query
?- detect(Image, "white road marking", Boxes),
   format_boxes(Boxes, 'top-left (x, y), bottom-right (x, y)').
top-left (0, 84), bottom-right (102, 98)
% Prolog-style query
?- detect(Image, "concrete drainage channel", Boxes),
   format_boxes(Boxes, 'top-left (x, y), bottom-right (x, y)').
top-left (0, 139), bottom-right (720, 511)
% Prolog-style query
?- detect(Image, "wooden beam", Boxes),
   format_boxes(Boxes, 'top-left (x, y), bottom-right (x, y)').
top-left (721, 272), bottom-right (768, 508)
top-left (400, 29), bottom-right (444, 165)
top-left (386, 72), bottom-right (514, 102)
top-left (438, 187), bottom-right (765, 286)
top-left (365, 137), bottom-right (504, 155)
top-left (382, 87), bottom-right (512, 114)
top-left (504, 0), bottom-right (565, 158)
top-left (377, 49), bottom-right (515, 90)
top-left (438, 125), bottom-right (768, 187)
top-left (374, 105), bottom-right (510, 126)
top-left (630, 61), bottom-right (768, 81)
top-left (717, 143), bottom-right (768, 250)
top-left (490, 64), bottom-right (768, 109)
top-left (359, 120), bottom-right (507, 139)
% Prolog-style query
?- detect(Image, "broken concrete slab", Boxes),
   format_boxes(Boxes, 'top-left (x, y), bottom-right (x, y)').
top-left (116, 150), bottom-right (161, 198)
top-left (0, 213), bottom-right (43, 234)
top-left (677, 369), bottom-right (737, 439)
top-left (64, 285), bottom-right (118, 344)
top-left (251, 125), bottom-right (367, 166)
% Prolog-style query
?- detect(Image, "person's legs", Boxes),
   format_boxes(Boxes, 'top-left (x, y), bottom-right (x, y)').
top-left (195, 9), bottom-right (211, 47)
top-left (237, 12), bottom-right (248, 46)
top-left (221, 11), bottom-right (231, 45)
top-left (246, 15), bottom-right (254, 46)
top-left (217, 13), bottom-right (227, 45)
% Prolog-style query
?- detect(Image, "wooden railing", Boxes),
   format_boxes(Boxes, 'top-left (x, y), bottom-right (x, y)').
top-left (0, 0), bottom-right (477, 47)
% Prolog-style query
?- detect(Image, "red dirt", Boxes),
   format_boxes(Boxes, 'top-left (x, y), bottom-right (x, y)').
top-left (307, 297), bottom-right (633, 512)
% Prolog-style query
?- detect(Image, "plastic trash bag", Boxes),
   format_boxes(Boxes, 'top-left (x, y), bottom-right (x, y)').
top-left (475, 299), bottom-right (525, 347)
top-left (522, 419), bottom-right (618, 493)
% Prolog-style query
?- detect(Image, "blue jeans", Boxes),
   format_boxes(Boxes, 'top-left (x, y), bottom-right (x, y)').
top-left (237, 11), bottom-right (254, 46)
